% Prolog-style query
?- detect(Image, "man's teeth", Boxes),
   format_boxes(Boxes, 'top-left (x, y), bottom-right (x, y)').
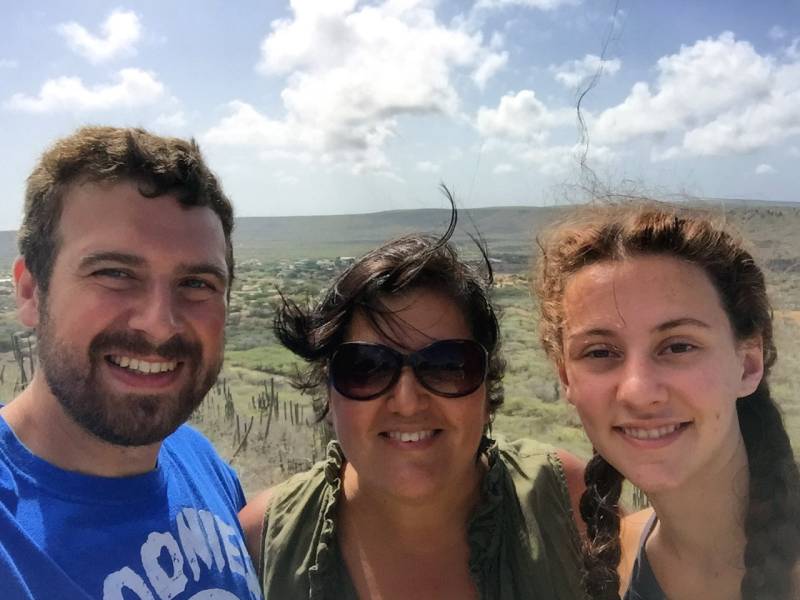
top-left (386, 430), bottom-right (435, 443)
top-left (622, 424), bottom-right (682, 440)
top-left (109, 355), bottom-right (178, 374)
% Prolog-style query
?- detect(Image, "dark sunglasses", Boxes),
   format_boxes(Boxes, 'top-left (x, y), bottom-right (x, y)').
top-left (329, 339), bottom-right (488, 401)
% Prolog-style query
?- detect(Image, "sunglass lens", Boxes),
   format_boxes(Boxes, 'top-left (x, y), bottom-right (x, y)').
top-left (416, 340), bottom-right (486, 397)
top-left (331, 344), bottom-right (398, 400)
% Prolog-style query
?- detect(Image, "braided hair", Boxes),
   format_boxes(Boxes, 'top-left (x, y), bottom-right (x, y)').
top-left (534, 201), bottom-right (800, 599)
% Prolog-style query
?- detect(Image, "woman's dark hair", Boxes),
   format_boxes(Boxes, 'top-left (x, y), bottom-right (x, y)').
top-left (534, 201), bottom-right (800, 600)
top-left (274, 187), bottom-right (504, 419)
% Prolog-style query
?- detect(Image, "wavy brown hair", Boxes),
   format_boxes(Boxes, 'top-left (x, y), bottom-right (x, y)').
top-left (534, 201), bottom-right (800, 600)
top-left (20, 125), bottom-right (234, 295)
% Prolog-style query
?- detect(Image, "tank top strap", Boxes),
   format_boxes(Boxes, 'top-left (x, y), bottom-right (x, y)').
top-left (623, 512), bottom-right (666, 600)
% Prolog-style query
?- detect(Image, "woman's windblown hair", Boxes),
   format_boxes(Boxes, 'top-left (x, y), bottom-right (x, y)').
top-left (274, 186), bottom-right (505, 420)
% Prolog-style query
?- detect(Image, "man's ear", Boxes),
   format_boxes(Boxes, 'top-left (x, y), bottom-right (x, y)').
top-left (13, 257), bottom-right (40, 328)
top-left (737, 336), bottom-right (765, 398)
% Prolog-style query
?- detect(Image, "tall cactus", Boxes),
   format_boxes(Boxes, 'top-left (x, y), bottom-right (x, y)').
top-left (10, 332), bottom-right (32, 388)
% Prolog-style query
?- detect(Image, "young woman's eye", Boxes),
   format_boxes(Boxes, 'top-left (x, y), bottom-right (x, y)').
top-left (664, 342), bottom-right (696, 355)
top-left (583, 347), bottom-right (617, 359)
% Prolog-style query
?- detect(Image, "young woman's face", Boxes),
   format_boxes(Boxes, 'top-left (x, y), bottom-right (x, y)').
top-left (559, 255), bottom-right (763, 494)
top-left (329, 287), bottom-right (489, 502)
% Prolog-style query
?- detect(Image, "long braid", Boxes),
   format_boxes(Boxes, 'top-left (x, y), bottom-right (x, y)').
top-left (580, 453), bottom-right (624, 600)
top-left (739, 384), bottom-right (800, 600)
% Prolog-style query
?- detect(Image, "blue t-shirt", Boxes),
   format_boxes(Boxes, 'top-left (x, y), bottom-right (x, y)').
top-left (0, 415), bottom-right (262, 600)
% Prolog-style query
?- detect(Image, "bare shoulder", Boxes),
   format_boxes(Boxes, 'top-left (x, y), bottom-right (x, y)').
top-left (618, 507), bottom-right (654, 593)
top-left (238, 488), bottom-right (274, 566)
top-left (620, 507), bottom-right (653, 544)
top-left (554, 448), bottom-right (587, 539)
top-left (792, 561), bottom-right (800, 594)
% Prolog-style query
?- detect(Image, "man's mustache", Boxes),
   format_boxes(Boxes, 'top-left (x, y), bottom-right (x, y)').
top-left (89, 330), bottom-right (202, 362)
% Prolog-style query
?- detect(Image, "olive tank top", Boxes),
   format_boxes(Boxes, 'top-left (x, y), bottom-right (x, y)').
top-left (257, 436), bottom-right (588, 600)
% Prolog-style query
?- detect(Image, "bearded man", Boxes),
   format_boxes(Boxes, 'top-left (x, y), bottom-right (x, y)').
top-left (0, 126), bottom-right (262, 600)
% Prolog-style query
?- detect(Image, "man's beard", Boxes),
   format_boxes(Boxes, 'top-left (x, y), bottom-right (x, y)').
top-left (37, 310), bottom-right (222, 447)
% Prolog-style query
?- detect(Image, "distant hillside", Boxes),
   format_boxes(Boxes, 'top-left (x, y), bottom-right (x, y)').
top-left (232, 206), bottom-right (566, 261)
top-left (233, 203), bottom-right (800, 267)
top-left (1, 202), bottom-right (799, 270)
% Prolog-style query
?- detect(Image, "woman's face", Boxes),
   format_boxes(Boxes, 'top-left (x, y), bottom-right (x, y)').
top-left (329, 287), bottom-right (489, 501)
top-left (558, 255), bottom-right (763, 494)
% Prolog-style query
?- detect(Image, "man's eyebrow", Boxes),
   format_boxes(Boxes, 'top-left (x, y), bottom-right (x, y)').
top-left (180, 262), bottom-right (229, 284)
top-left (79, 252), bottom-right (144, 269)
top-left (79, 253), bottom-right (228, 284)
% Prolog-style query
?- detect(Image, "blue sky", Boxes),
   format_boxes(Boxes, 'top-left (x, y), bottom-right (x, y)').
top-left (1, 1), bottom-right (799, 230)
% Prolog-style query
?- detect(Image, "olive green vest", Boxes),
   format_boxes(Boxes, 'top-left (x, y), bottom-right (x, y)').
top-left (258, 437), bottom-right (587, 599)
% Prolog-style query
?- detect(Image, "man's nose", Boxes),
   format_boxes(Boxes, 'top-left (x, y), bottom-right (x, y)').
top-left (127, 285), bottom-right (183, 344)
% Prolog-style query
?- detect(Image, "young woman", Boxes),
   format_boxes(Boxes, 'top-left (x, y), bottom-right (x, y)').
top-left (239, 208), bottom-right (588, 600)
top-left (534, 201), bottom-right (800, 600)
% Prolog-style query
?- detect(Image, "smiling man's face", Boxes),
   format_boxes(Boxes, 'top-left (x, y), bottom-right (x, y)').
top-left (24, 179), bottom-right (229, 446)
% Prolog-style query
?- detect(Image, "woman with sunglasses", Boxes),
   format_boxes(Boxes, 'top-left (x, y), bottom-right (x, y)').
top-left (239, 205), bottom-right (589, 599)
top-left (534, 201), bottom-right (800, 600)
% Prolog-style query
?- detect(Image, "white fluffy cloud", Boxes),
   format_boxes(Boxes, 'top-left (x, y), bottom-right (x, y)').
top-left (153, 110), bottom-right (188, 131)
top-left (57, 9), bottom-right (142, 64)
top-left (204, 0), bottom-right (505, 172)
top-left (551, 54), bottom-right (621, 88)
top-left (6, 68), bottom-right (164, 113)
top-left (593, 32), bottom-right (800, 158)
top-left (473, 51), bottom-right (509, 89)
top-left (476, 90), bottom-right (573, 142)
top-left (755, 163), bottom-right (776, 175)
top-left (594, 33), bottom-right (772, 144)
top-left (204, 101), bottom-right (298, 149)
top-left (518, 142), bottom-right (614, 175)
top-left (475, 89), bottom-right (589, 175)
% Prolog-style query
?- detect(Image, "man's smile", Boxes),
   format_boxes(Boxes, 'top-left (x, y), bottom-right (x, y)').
top-left (107, 355), bottom-right (179, 374)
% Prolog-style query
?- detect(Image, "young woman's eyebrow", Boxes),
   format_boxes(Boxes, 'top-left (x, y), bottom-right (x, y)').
top-left (566, 327), bottom-right (617, 341)
top-left (654, 317), bottom-right (711, 332)
top-left (566, 318), bottom-right (711, 341)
